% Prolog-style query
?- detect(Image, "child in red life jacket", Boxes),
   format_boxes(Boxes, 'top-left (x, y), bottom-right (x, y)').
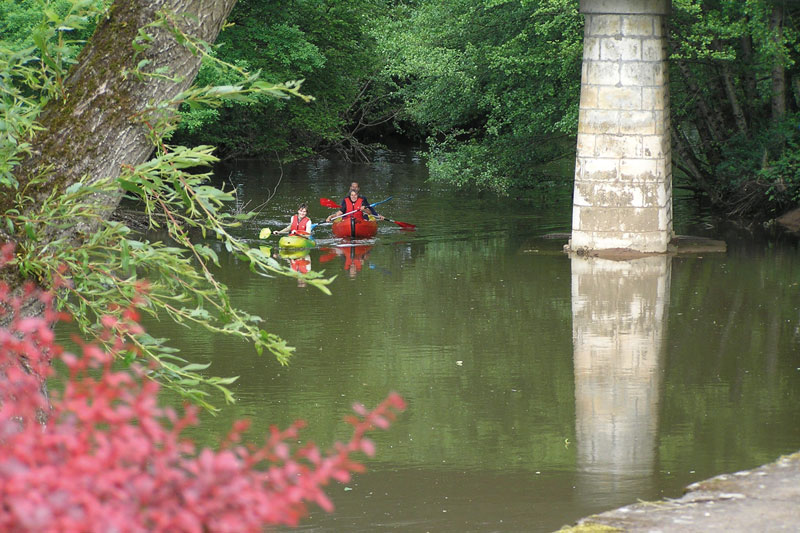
top-left (290, 256), bottom-right (311, 274)
top-left (278, 203), bottom-right (312, 236)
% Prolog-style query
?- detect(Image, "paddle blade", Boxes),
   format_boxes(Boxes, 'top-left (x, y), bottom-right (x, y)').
top-left (259, 227), bottom-right (271, 239)
top-left (318, 248), bottom-right (338, 263)
top-left (390, 219), bottom-right (416, 230)
top-left (320, 198), bottom-right (340, 209)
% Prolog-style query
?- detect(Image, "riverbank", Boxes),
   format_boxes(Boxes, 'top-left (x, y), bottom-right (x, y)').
top-left (776, 207), bottom-right (800, 233)
top-left (560, 451), bottom-right (800, 532)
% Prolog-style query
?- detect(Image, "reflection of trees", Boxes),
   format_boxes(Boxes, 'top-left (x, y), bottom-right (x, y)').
top-left (661, 248), bottom-right (800, 471)
top-left (571, 255), bottom-right (670, 506)
top-left (149, 236), bottom-right (580, 467)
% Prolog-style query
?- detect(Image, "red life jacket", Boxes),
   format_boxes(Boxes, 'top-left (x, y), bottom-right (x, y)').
top-left (290, 215), bottom-right (310, 235)
top-left (291, 258), bottom-right (311, 274)
top-left (343, 246), bottom-right (368, 273)
top-left (343, 196), bottom-right (366, 221)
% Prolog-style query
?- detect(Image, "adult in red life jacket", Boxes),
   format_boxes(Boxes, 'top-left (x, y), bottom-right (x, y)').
top-left (278, 203), bottom-right (312, 236)
top-left (325, 182), bottom-right (384, 223)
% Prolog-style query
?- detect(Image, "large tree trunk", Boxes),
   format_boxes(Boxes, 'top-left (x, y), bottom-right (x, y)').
top-left (0, 0), bottom-right (237, 311)
top-left (3, 0), bottom-right (237, 220)
top-left (0, 0), bottom-right (239, 391)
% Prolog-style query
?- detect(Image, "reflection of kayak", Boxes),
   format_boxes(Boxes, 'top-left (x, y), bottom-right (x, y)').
top-left (279, 248), bottom-right (311, 260)
top-left (332, 218), bottom-right (378, 239)
top-left (319, 245), bottom-right (372, 277)
top-left (279, 251), bottom-right (311, 273)
top-left (278, 234), bottom-right (315, 249)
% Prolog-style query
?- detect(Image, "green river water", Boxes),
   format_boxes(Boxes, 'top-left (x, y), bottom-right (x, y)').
top-left (138, 150), bottom-right (800, 532)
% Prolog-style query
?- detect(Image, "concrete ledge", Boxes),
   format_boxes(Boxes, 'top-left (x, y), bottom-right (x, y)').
top-left (670, 235), bottom-right (727, 254)
top-left (559, 451), bottom-right (800, 532)
top-left (545, 234), bottom-right (726, 259)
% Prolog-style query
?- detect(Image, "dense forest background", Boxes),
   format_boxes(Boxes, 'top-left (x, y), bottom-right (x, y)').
top-left (4, 0), bottom-right (800, 219)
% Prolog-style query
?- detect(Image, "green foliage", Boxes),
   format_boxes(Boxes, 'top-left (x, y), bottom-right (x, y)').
top-left (706, 120), bottom-right (800, 216)
top-left (1, 0), bottom-right (334, 410)
top-left (0, 0), bottom-right (105, 187)
top-left (757, 130), bottom-right (800, 206)
top-left (172, 0), bottom-right (393, 160)
top-left (0, 0), bottom-right (101, 50)
top-left (374, 0), bottom-right (582, 193)
top-left (669, 0), bottom-right (800, 216)
top-left (383, 0), bottom-right (800, 211)
top-left (8, 0), bottom-right (792, 226)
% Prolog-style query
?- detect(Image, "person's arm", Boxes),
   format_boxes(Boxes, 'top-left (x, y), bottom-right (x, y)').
top-left (277, 215), bottom-right (294, 234)
top-left (362, 196), bottom-right (384, 219)
top-left (302, 218), bottom-right (312, 234)
top-left (326, 199), bottom-right (347, 222)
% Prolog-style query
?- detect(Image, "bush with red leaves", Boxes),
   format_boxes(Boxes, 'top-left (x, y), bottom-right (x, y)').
top-left (0, 275), bottom-right (404, 531)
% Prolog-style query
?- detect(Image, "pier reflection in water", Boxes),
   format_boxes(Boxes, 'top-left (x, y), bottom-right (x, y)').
top-left (571, 254), bottom-right (670, 507)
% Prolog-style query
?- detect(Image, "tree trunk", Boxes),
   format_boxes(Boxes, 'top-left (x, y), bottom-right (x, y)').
top-left (712, 39), bottom-right (747, 137)
top-left (675, 59), bottom-right (724, 144)
top-left (719, 62), bottom-right (748, 137)
top-left (770, 2), bottom-right (786, 123)
top-left (740, 29), bottom-right (757, 125)
top-left (793, 75), bottom-right (800, 111)
top-left (4, 0), bottom-right (237, 220)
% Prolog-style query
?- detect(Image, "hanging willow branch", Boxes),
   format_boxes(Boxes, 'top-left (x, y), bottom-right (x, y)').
top-left (0, 0), bottom-right (329, 410)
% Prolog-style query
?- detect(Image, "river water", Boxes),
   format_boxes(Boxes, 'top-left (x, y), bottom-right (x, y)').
top-left (143, 150), bottom-right (800, 532)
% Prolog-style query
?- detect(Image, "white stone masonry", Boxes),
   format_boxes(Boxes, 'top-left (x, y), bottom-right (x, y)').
top-left (569, 0), bottom-right (673, 253)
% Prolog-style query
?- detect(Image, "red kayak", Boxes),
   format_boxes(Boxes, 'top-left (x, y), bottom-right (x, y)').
top-left (332, 217), bottom-right (378, 239)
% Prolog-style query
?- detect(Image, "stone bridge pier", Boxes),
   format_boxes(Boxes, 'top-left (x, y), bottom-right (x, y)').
top-left (568, 0), bottom-right (672, 254)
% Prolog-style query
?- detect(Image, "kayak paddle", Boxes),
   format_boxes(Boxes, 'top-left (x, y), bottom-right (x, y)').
top-left (320, 197), bottom-right (340, 209)
top-left (320, 196), bottom-right (415, 228)
top-left (309, 222), bottom-right (329, 231)
top-left (382, 217), bottom-right (416, 230)
top-left (259, 227), bottom-right (314, 238)
top-left (320, 196), bottom-right (393, 212)
top-left (322, 197), bottom-right (394, 222)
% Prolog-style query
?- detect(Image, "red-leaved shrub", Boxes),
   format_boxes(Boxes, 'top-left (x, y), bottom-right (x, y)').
top-left (0, 273), bottom-right (404, 531)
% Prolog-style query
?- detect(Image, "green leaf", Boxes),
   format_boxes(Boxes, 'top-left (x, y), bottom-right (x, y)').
top-left (24, 222), bottom-right (36, 241)
top-left (118, 179), bottom-right (144, 196)
top-left (180, 362), bottom-right (211, 372)
top-left (64, 182), bottom-right (83, 194)
top-left (194, 244), bottom-right (219, 266)
top-left (121, 239), bottom-right (130, 271)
